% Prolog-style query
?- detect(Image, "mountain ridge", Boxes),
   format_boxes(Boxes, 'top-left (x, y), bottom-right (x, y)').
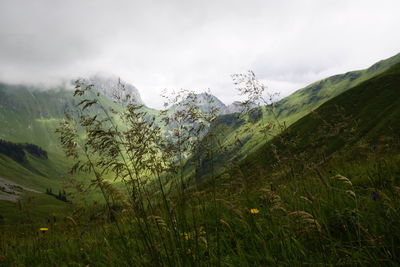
top-left (0, 52), bottom-right (399, 191)
top-left (239, 60), bottom-right (400, 178)
top-left (186, 52), bottom-right (400, 180)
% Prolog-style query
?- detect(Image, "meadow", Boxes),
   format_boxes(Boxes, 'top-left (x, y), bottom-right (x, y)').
top-left (1, 63), bottom-right (400, 266)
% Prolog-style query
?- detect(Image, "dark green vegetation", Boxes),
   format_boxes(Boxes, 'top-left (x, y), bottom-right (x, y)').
top-left (0, 139), bottom-right (47, 163)
top-left (0, 55), bottom-right (399, 266)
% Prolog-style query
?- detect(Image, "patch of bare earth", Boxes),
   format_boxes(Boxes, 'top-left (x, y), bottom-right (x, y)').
top-left (0, 177), bottom-right (40, 202)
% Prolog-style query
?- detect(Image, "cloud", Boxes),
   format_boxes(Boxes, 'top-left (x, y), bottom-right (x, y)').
top-left (0, 0), bottom-right (399, 108)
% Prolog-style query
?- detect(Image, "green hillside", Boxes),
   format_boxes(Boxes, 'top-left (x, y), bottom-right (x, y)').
top-left (0, 82), bottom-right (162, 191)
top-left (240, 61), bottom-right (400, 178)
top-left (1, 53), bottom-right (399, 186)
top-left (194, 53), bottom-right (400, 177)
top-left (0, 140), bottom-right (73, 224)
top-left (0, 85), bottom-right (97, 193)
top-left (0, 53), bottom-right (399, 203)
top-left (0, 84), bottom-right (153, 150)
top-left (1, 57), bottom-right (400, 266)
top-left (275, 52), bottom-right (400, 121)
top-left (1, 61), bottom-right (399, 266)
top-left (0, 84), bottom-right (76, 150)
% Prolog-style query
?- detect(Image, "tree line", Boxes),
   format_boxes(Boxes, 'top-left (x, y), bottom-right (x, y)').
top-left (0, 139), bottom-right (47, 163)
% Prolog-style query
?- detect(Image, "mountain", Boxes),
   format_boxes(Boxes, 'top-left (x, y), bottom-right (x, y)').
top-left (192, 94), bottom-right (255, 115)
top-left (222, 101), bottom-right (246, 114)
top-left (0, 83), bottom-right (78, 150)
top-left (1, 55), bottom-right (399, 265)
top-left (174, 92), bottom-right (253, 115)
top-left (187, 53), bottom-right (400, 179)
top-left (274, 53), bottom-right (400, 122)
top-left (87, 74), bottom-right (143, 104)
top-left (0, 81), bottom-right (134, 198)
top-left (229, 53), bottom-right (400, 153)
top-left (194, 92), bottom-right (227, 113)
top-left (0, 53), bottom-right (399, 194)
top-left (0, 74), bottom-right (148, 151)
top-left (239, 60), bottom-right (400, 177)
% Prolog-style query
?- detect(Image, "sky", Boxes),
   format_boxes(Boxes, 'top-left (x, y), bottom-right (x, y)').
top-left (0, 0), bottom-right (399, 108)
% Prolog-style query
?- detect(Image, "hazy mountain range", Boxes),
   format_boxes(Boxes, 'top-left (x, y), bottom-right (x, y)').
top-left (0, 52), bottom-right (399, 199)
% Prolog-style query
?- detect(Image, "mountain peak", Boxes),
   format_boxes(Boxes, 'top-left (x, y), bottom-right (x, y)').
top-left (87, 73), bottom-right (143, 104)
top-left (193, 93), bottom-right (250, 115)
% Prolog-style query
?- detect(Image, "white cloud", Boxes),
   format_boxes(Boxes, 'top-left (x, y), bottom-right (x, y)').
top-left (0, 0), bottom-right (399, 108)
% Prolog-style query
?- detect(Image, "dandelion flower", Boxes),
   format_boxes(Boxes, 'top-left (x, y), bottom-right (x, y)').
top-left (39, 227), bottom-right (49, 233)
top-left (249, 208), bottom-right (260, 214)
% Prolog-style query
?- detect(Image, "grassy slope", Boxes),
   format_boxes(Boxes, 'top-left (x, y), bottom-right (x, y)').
top-left (1, 53), bottom-right (399, 222)
top-left (2, 64), bottom-right (400, 265)
top-left (0, 85), bottom-right (124, 210)
top-left (0, 85), bottom-right (76, 150)
top-left (0, 59), bottom-right (400, 265)
top-left (0, 191), bottom-right (71, 224)
top-left (0, 86), bottom-right (83, 197)
top-left (0, 84), bottom-right (159, 151)
top-left (0, 83), bottom-right (209, 194)
top-left (1, 52), bottom-right (399, 182)
top-left (240, 61), bottom-right (400, 174)
top-left (1, 52), bottom-right (399, 154)
top-left (210, 53), bottom-right (400, 166)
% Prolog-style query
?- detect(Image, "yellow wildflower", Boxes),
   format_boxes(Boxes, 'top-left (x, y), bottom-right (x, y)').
top-left (39, 227), bottom-right (49, 233)
top-left (249, 208), bottom-right (260, 214)
top-left (183, 232), bottom-right (191, 241)
top-left (198, 226), bottom-right (206, 236)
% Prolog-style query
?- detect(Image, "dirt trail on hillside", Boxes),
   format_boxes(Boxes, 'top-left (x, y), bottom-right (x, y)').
top-left (0, 176), bottom-right (41, 202)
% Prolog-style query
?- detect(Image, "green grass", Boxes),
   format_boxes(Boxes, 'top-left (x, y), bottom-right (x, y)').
top-left (0, 190), bottom-right (71, 225)
top-left (1, 153), bottom-right (399, 266)
top-left (0, 54), bottom-right (400, 266)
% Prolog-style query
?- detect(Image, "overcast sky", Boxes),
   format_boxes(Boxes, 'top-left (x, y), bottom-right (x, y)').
top-left (0, 0), bottom-right (399, 108)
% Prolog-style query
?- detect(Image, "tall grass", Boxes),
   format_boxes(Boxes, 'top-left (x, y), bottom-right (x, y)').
top-left (1, 75), bottom-right (399, 266)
